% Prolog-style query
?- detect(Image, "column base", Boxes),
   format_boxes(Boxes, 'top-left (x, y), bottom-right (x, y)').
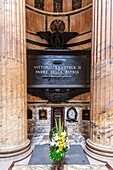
top-left (0, 139), bottom-right (32, 162)
top-left (84, 139), bottom-right (113, 162)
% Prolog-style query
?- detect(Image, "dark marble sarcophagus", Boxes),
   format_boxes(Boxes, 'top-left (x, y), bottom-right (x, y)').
top-left (27, 49), bottom-right (90, 103)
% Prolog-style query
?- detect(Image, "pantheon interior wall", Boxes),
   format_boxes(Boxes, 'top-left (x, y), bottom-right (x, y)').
top-left (26, 0), bottom-right (92, 141)
top-left (27, 94), bottom-right (90, 139)
top-left (26, 0), bottom-right (113, 163)
top-left (1, 0), bottom-right (113, 164)
top-left (26, 0), bottom-right (92, 50)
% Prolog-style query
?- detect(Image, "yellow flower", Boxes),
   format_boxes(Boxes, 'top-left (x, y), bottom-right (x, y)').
top-left (59, 144), bottom-right (63, 151)
top-left (59, 148), bottom-right (62, 151)
top-left (58, 141), bottom-right (62, 144)
top-left (62, 136), bottom-right (65, 140)
top-left (59, 140), bottom-right (64, 145)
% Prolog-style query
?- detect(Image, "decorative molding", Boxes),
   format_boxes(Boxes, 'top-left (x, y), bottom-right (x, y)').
top-left (36, 31), bottom-right (78, 48)
top-left (72, 0), bottom-right (82, 10)
top-left (35, 0), bottom-right (44, 10)
top-left (26, 3), bottom-right (92, 16)
top-left (28, 88), bottom-right (90, 103)
top-left (26, 38), bottom-right (91, 47)
top-left (50, 19), bottom-right (65, 33)
top-left (26, 30), bottom-right (92, 36)
top-left (27, 101), bottom-right (90, 106)
top-left (54, 0), bottom-right (62, 12)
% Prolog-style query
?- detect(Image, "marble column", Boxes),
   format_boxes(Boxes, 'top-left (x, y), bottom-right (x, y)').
top-left (0, 0), bottom-right (32, 162)
top-left (85, 0), bottom-right (113, 162)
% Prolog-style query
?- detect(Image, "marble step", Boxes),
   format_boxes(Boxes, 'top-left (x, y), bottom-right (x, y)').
top-left (106, 161), bottom-right (113, 170)
top-left (12, 165), bottom-right (108, 170)
top-left (0, 161), bottom-right (14, 170)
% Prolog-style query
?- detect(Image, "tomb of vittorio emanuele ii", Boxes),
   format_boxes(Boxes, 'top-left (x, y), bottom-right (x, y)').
top-left (0, 0), bottom-right (113, 169)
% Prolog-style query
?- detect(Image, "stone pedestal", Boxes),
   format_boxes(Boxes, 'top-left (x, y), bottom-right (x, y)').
top-left (85, 0), bottom-right (113, 162)
top-left (0, 0), bottom-right (32, 162)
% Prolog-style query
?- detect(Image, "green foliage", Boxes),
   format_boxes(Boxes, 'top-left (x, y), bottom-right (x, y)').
top-left (49, 118), bottom-right (69, 162)
top-left (59, 118), bottom-right (61, 134)
top-left (51, 128), bottom-right (55, 137)
top-left (55, 118), bottom-right (64, 135)
top-left (55, 119), bottom-right (58, 133)
top-left (49, 147), bottom-right (65, 162)
top-left (61, 122), bottom-right (64, 132)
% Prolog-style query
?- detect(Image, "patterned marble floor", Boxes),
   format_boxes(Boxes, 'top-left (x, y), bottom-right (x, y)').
top-left (0, 133), bottom-right (109, 170)
top-left (13, 132), bottom-right (86, 167)
top-left (13, 165), bottom-right (108, 170)
top-left (28, 132), bottom-right (86, 148)
top-left (13, 132), bottom-right (107, 168)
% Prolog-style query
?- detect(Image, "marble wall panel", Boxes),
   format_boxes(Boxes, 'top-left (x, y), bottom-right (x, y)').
top-left (82, 0), bottom-right (92, 7)
top-left (28, 107), bottom-right (51, 134)
top-left (26, 9), bottom-right (45, 33)
top-left (80, 9), bottom-right (92, 33)
top-left (44, 0), bottom-right (53, 12)
top-left (65, 107), bottom-right (90, 135)
top-left (27, 106), bottom-right (90, 137)
top-left (70, 8), bottom-right (92, 34)
top-left (63, 0), bottom-right (72, 12)
top-left (67, 31), bottom-right (91, 44)
top-left (26, 31), bottom-right (48, 44)
top-left (70, 13), bottom-right (80, 33)
top-left (26, 0), bottom-right (34, 7)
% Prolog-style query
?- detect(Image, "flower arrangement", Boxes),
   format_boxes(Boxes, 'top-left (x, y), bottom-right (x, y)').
top-left (49, 118), bottom-right (70, 162)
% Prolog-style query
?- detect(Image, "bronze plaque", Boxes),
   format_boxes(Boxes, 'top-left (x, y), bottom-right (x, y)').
top-left (27, 50), bottom-right (90, 88)
top-left (82, 110), bottom-right (90, 120)
top-left (39, 109), bottom-right (47, 120)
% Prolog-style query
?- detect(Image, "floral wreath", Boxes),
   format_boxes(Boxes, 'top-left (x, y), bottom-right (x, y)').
top-left (67, 107), bottom-right (77, 122)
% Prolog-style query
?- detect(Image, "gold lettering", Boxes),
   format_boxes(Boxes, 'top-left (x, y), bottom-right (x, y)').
top-left (34, 65), bottom-right (81, 75)
top-left (34, 66), bottom-right (41, 69)
top-left (36, 70), bottom-right (48, 74)
top-left (78, 66), bottom-right (81, 70)
top-left (34, 66), bottom-right (53, 69)
top-left (65, 70), bottom-right (79, 74)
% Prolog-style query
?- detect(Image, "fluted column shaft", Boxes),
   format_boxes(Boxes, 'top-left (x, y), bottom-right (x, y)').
top-left (85, 0), bottom-right (113, 162)
top-left (0, 0), bottom-right (32, 162)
